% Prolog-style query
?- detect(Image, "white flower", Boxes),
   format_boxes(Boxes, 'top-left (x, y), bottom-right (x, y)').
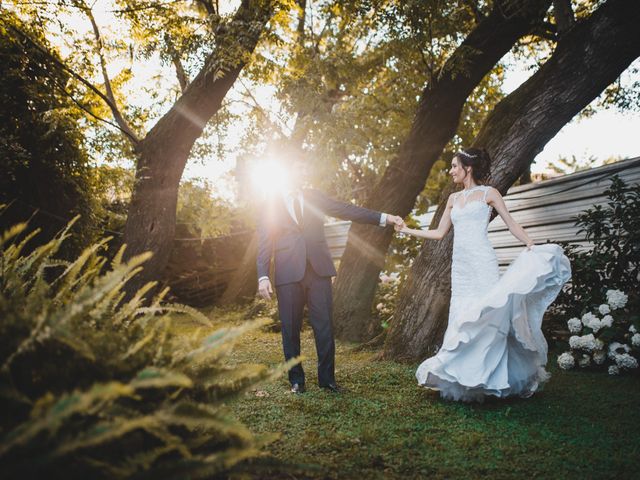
top-left (567, 318), bottom-right (582, 334)
top-left (379, 274), bottom-right (390, 284)
top-left (598, 304), bottom-right (611, 315)
top-left (593, 350), bottom-right (606, 365)
top-left (570, 334), bottom-right (603, 352)
top-left (581, 312), bottom-right (598, 328)
top-left (630, 325), bottom-right (638, 334)
top-left (557, 352), bottom-right (575, 370)
top-left (578, 354), bottom-right (591, 368)
top-left (632, 333), bottom-right (640, 348)
top-left (376, 303), bottom-right (384, 311)
top-left (590, 319), bottom-right (604, 333)
top-left (608, 342), bottom-right (631, 359)
top-left (615, 353), bottom-right (639, 370)
top-left (608, 365), bottom-right (620, 375)
top-left (606, 289), bottom-right (628, 310)
top-left (569, 335), bottom-right (582, 349)
top-left (600, 315), bottom-right (613, 328)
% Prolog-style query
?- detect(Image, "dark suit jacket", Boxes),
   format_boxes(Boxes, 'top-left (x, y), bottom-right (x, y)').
top-left (256, 189), bottom-right (384, 286)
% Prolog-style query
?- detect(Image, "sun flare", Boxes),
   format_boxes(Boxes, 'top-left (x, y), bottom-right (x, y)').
top-left (251, 160), bottom-right (290, 196)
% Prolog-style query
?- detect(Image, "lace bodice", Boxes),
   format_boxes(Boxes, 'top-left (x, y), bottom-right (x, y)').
top-left (450, 186), bottom-right (499, 315)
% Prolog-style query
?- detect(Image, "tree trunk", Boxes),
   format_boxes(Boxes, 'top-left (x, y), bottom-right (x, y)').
top-left (332, 0), bottom-right (552, 342)
top-left (383, 0), bottom-right (640, 362)
top-left (123, 0), bottom-right (273, 292)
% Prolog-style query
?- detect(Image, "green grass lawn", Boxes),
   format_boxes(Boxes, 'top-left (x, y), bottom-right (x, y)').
top-left (176, 309), bottom-right (640, 479)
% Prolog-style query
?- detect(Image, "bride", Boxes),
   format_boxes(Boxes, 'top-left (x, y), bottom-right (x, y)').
top-left (396, 148), bottom-right (571, 402)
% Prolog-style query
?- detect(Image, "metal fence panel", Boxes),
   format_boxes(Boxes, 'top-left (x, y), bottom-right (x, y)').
top-left (324, 157), bottom-right (640, 269)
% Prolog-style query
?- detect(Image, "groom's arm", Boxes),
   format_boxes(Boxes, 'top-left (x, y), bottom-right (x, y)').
top-left (307, 189), bottom-right (397, 227)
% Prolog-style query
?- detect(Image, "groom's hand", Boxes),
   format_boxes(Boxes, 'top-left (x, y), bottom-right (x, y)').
top-left (386, 214), bottom-right (405, 230)
top-left (258, 278), bottom-right (273, 301)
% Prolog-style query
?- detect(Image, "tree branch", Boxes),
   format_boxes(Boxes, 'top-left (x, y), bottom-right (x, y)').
top-left (237, 78), bottom-right (287, 135)
top-left (461, 0), bottom-right (484, 24)
top-left (296, 0), bottom-right (306, 38)
top-left (2, 19), bottom-right (141, 144)
top-left (52, 77), bottom-right (132, 133)
top-left (553, 0), bottom-right (575, 35)
top-left (195, 0), bottom-right (217, 16)
top-left (530, 20), bottom-right (558, 42)
top-left (83, 2), bottom-right (141, 144)
top-left (165, 33), bottom-right (189, 92)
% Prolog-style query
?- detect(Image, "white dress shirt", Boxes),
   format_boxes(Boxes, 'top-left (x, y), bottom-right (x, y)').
top-left (258, 190), bottom-right (388, 284)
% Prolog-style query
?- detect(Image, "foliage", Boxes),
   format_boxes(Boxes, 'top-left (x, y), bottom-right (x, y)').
top-left (177, 178), bottom-right (238, 240)
top-left (235, 0), bottom-right (506, 206)
top-left (90, 166), bottom-right (244, 243)
top-left (556, 175), bottom-right (640, 314)
top-left (0, 218), bottom-right (282, 479)
top-left (0, 11), bottom-right (100, 253)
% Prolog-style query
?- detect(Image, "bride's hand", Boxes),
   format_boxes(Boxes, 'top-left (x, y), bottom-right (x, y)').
top-left (394, 222), bottom-right (406, 233)
top-left (526, 241), bottom-right (534, 250)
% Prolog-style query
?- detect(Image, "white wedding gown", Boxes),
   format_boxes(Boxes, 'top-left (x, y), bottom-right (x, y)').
top-left (416, 186), bottom-right (571, 402)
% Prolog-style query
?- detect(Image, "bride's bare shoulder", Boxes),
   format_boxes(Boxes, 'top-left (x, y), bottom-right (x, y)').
top-left (485, 186), bottom-right (501, 198)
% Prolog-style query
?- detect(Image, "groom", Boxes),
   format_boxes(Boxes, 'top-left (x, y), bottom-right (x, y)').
top-left (256, 159), bottom-right (404, 394)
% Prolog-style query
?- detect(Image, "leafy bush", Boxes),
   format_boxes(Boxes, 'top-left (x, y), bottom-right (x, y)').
top-left (553, 176), bottom-right (640, 375)
top-left (556, 175), bottom-right (639, 315)
top-left (0, 217), bottom-right (280, 479)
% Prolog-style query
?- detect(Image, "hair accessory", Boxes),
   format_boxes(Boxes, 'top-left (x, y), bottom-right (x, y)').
top-left (457, 150), bottom-right (478, 160)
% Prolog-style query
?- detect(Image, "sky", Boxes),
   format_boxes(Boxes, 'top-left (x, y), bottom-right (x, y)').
top-left (31, 1), bottom-right (640, 197)
top-left (500, 53), bottom-right (640, 174)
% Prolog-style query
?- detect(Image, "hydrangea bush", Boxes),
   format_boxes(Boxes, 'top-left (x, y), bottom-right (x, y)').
top-left (557, 288), bottom-right (639, 374)
top-left (554, 176), bottom-right (639, 375)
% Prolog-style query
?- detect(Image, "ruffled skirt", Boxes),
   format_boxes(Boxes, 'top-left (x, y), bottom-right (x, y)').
top-left (416, 244), bottom-right (571, 402)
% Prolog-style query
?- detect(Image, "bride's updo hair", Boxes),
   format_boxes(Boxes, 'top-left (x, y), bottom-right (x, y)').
top-left (455, 148), bottom-right (491, 183)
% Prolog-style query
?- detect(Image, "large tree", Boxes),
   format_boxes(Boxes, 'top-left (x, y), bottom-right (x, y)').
top-left (332, 0), bottom-right (553, 342)
top-left (121, 1), bottom-right (276, 291)
top-left (383, 0), bottom-right (640, 361)
top-left (4, 0), bottom-right (278, 291)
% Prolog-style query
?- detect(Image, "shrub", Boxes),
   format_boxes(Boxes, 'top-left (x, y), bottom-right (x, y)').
top-left (0, 217), bottom-right (279, 478)
top-left (554, 176), bottom-right (640, 375)
top-left (556, 175), bottom-right (639, 315)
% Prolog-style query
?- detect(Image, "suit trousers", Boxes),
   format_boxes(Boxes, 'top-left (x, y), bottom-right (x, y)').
top-left (275, 262), bottom-right (335, 387)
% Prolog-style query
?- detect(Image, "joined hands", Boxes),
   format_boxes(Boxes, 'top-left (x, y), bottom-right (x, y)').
top-left (386, 214), bottom-right (406, 231)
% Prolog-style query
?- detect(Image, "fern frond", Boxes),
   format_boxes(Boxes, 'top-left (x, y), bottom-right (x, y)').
top-left (131, 367), bottom-right (193, 391)
top-left (111, 244), bottom-right (127, 268)
top-left (0, 381), bottom-right (137, 457)
top-left (0, 222), bottom-right (28, 248)
top-left (50, 415), bottom-right (161, 459)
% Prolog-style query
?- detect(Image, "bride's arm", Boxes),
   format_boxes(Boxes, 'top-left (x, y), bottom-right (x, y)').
top-left (486, 187), bottom-right (534, 248)
top-left (397, 195), bottom-right (454, 240)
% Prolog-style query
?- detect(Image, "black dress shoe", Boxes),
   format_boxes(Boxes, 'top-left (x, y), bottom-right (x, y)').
top-left (320, 383), bottom-right (345, 394)
top-left (290, 383), bottom-right (306, 394)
